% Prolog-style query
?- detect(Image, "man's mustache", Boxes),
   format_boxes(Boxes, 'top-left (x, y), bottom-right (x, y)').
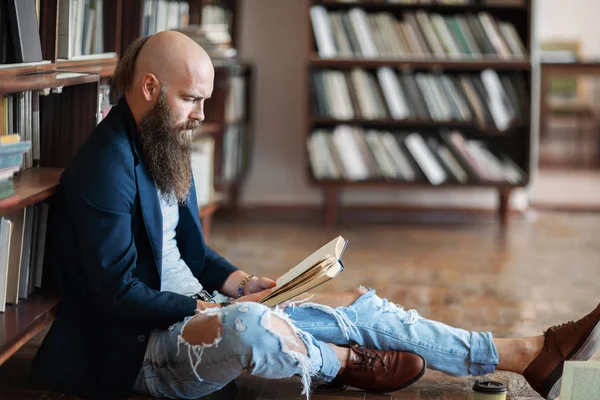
top-left (176, 120), bottom-right (201, 132)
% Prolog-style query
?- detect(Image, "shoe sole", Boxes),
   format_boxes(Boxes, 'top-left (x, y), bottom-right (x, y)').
top-left (545, 319), bottom-right (600, 400)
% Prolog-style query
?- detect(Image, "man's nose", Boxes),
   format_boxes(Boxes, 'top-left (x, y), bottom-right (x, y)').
top-left (190, 105), bottom-right (205, 122)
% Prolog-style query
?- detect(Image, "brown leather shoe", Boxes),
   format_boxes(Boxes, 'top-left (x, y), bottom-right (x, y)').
top-left (523, 302), bottom-right (600, 400)
top-left (329, 344), bottom-right (426, 392)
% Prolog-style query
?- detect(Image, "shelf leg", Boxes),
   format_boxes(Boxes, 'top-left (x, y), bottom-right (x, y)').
top-left (228, 184), bottom-right (240, 217)
top-left (498, 189), bottom-right (511, 229)
top-left (324, 187), bottom-right (339, 229)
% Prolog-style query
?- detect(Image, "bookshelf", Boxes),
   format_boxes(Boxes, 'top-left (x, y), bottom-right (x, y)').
top-left (307, 0), bottom-right (533, 228)
top-left (0, 0), bottom-right (109, 365)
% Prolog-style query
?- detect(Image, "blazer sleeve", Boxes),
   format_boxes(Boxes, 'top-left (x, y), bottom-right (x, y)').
top-left (64, 143), bottom-right (196, 328)
top-left (198, 245), bottom-right (238, 293)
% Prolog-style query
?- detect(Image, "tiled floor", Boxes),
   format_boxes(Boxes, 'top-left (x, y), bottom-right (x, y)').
top-left (1, 210), bottom-right (599, 399)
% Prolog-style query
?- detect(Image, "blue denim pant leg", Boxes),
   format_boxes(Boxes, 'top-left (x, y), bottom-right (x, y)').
top-left (285, 288), bottom-right (499, 377)
top-left (133, 302), bottom-right (341, 400)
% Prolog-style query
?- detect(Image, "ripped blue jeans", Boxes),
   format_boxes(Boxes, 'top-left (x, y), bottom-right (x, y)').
top-left (133, 289), bottom-right (499, 399)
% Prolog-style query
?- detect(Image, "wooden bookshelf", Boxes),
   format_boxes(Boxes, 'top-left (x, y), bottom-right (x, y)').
top-left (307, 0), bottom-right (533, 228)
top-left (0, 169), bottom-right (62, 218)
top-left (0, 0), bottom-right (116, 367)
top-left (0, 291), bottom-right (59, 366)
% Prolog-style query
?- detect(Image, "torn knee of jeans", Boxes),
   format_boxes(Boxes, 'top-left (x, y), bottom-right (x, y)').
top-left (261, 310), bottom-right (307, 355)
top-left (180, 312), bottom-right (223, 346)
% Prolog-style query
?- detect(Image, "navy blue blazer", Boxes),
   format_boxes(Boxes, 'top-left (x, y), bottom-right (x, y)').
top-left (32, 97), bottom-right (238, 398)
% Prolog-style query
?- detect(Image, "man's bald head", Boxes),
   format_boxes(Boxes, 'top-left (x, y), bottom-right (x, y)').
top-left (112, 30), bottom-right (213, 99)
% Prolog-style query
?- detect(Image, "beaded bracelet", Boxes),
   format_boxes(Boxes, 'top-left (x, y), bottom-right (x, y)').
top-left (237, 274), bottom-right (257, 297)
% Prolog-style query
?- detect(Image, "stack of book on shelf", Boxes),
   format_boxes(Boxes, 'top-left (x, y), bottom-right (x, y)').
top-left (191, 135), bottom-right (216, 208)
top-left (141, 0), bottom-right (190, 37)
top-left (0, 135), bottom-right (32, 207)
top-left (310, 4), bottom-right (526, 60)
top-left (58, 0), bottom-right (112, 60)
top-left (308, 128), bottom-right (524, 185)
top-left (0, 200), bottom-right (50, 313)
top-left (312, 67), bottom-right (527, 131)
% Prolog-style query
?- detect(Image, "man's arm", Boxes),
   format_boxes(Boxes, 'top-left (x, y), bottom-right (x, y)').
top-left (66, 143), bottom-right (196, 328)
top-left (200, 247), bottom-right (276, 298)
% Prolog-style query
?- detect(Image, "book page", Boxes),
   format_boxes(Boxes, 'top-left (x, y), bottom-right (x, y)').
top-left (559, 361), bottom-right (600, 400)
top-left (275, 236), bottom-right (345, 287)
top-left (262, 259), bottom-right (343, 307)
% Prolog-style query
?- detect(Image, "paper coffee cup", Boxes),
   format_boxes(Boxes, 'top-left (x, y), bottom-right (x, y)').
top-left (472, 380), bottom-right (507, 400)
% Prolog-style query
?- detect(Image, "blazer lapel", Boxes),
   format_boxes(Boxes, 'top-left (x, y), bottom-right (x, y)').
top-left (135, 163), bottom-right (163, 277)
top-left (117, 97), bottom-right (163, 277)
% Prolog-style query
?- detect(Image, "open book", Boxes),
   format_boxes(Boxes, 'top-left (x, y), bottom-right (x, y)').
top-left (260, 236), bottom-right (347, 307)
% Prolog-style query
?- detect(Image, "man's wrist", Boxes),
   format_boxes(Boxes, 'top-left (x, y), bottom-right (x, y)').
top-left (238, 274), bottom-right (257, 297)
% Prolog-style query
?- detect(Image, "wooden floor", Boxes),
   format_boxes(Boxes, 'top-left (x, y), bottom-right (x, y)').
top-left (531, 168), bottom-right (600, 211)
top-left (1, 210), bottom-right (599, 399)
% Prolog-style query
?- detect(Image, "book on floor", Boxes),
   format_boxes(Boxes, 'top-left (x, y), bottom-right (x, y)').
top-left (260, 236), bottom-right (347, 307)
top-left (559, 361), bottom-right (600, 400)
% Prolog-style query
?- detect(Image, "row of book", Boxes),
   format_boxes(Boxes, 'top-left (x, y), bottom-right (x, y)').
top-left (333, 0), bottom-right (472, 3)
top-left (222, 125), bottom-right (250, 183)
top-left (141, 0), bottom-right (190, 37)
top-left (225, 75), bottom-right (247, 124)
top-left (310, 6), bottom-right (526, 59)
top-left (58, 0), bottom-right (106, 59)
top-left (328, 0), bottom-right (524, 5)
top-left (0, 135), bottom-right (32, 206)
top-left (307, 127), bottom-right (525, 184)
top-left (2, 91), bottom-right (41, 169)
top-left (0, 0), bottom-right (43, 64)
top-left (0, 202), bottom-right (49, 312)
top-left (312, 68), bottom-right (527, 131)
top-left (191, 136), bottom-right (216, 208)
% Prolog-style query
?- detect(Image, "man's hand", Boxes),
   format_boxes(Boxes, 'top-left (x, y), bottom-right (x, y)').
top-left (196, 300), bottom-right (220, 311)
top-left (244, 276), bottom-right (276, 296)
top-left (235, 287), bottom-right (275, 304)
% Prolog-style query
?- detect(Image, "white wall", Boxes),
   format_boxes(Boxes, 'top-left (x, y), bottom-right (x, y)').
top-left (536, 0), bottom-right (600, 57)
top-left (235, 0), bottom-right (598, 210)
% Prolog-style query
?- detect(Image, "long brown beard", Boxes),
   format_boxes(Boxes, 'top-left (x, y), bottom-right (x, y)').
top-left (137, 89), bottom-right (199, 205)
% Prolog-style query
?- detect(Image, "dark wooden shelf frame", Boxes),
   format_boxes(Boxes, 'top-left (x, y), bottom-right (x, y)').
top-left (0, 168), bottom-right (62, 217)
top-left (314, 0), bottom-right (528, 11)
top-left (310, 117), bottom-right (526, 135)
top-left (309, 57), bottom-right (531, 70)
top-left (0, 62), bottom-right (55, 77)
top-left (56, 54), bottom-right (119, 78)
top-left (0, 72), bottom-right (98, 95)
top-left (0, 291), bottom-right (59, 366)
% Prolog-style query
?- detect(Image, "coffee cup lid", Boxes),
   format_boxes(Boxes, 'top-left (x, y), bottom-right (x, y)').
top-left (473, 380), bottom-right (508, 393)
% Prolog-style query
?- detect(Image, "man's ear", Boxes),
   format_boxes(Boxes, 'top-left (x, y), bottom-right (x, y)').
top-left (141, 73), bottom-right (159, 102)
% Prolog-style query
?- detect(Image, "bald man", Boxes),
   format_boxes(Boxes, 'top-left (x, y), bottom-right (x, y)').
top-left (32, 31), bottom-right (600, 400)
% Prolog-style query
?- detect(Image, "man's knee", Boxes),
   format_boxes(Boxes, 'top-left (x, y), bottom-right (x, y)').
top-left (181, 312), bottom-right (223, 346)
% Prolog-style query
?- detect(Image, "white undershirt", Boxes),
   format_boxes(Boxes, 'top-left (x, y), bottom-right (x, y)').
top-left (157, 190), bottom-right (203, 296)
